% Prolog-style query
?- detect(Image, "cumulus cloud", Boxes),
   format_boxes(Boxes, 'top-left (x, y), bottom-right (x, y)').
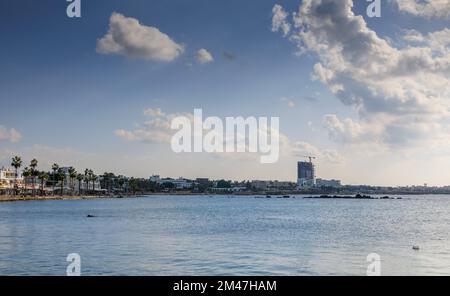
top-left (271, 4), bottom-right (291, 36)
top-left (290, 141), bottom-right (343, 163)
top-left (143, 107), bottom-right (165, 117)
top-left (97, 12), bottom-right (184, 61)
top-left (272, 0), bottom-right (450, 149)
top-left (116, 108), bottom-right (340, 166)
top-left (394, 0), bottom-right (450, 19)
top-left (196, 48), bottom-right (214, 64)
top-left (115, 109), bottom-right (190, 144)
top-left (0, 126), bottom-right (22, 143)
top-left (323, 114), bottom-right (385, 145)
top-left (402, 28), bottom-right (450, 52)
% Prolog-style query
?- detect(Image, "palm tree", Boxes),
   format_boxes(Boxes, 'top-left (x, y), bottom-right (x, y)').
top-left (22, 167), bottom-right (31, 195)
top-left (57, 168), bottom-right (66, 196)
top-left (38, 171), bottom-right (49, 196)
top-left (102, 172), bottom-right (115, 194)
top-left (88, 170), bottom-right (96, 193)
top-left (129, 177), bottom-right (137, 195)
top-left (76, 174), bottom-right (83, 195)
top-left (118, 176), bottom-right (125, 193)
top-left (11, 156), bottom-right (22, 196)
top-left (102, 172), bottom-right (110, 193)
top-left (84, 169), bottom-right (90, 194)
top-left (51, 163), bottom-right (59, 195)
top-left (30, 159), bottom-right (38, 196)
top-left (68, 167), bottom-right (77, 195)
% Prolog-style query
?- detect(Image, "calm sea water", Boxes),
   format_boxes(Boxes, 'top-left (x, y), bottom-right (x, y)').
top-left (0, 195), bottom-right (449, 275)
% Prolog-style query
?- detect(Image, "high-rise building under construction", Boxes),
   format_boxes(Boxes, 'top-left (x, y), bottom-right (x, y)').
top-left (297, 161), bottom-right (315, 188)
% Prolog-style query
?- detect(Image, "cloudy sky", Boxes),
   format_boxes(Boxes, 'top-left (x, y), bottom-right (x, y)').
top-left (0, 0), bottom-right (449, 186)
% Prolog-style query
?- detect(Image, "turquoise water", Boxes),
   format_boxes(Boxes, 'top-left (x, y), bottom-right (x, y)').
top-left (0, 195), bottom-right (449, 275)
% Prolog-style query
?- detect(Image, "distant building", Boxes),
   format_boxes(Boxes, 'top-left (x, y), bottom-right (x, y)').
top-left (230, 186), bottom-right (247, 192)
top-left (157, 178), bottom-right (193, 189)
top-left (267, 181), bottom-right (295, 191)
top-left (0, 167), bottom-right (22, 191)
top-left (250, 180), bottom-right (295, 191)
top-left (251, 180), bottom-right (269, 190)
top-left (297, 161), bottom-right (315, 188)
top-left (195, 178), bottom-right (210, 186)
top-left (316, 178), bottom-right (341, 188)
top-left (149, 175), bottom-right (160, 182)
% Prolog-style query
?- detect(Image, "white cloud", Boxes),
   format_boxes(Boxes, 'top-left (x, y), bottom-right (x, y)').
top-left (116, 108), bottom-right (341, 167)
top-left (403, 28), bottom-right (450, 52)
top-left (394, 0), bottom-right (450, 19)
top-left (290, 141), bottom-right (343, 163)
top-left (272, 1), bottom-right (450, 149)
top-left (143, 107), bottom-right (165, 117)
top-left (271, 4), bottom-right (291, 36)
top-left (280, 97), bottom-right (296, 108)
top-left (115, 108), bottom-right (193, 144)
top-left (196, 48), bottom-right (214, 64)
top-left (0, 126), bottom-right (22, 143)
top-left (97, 12), bottom-right (184, 61)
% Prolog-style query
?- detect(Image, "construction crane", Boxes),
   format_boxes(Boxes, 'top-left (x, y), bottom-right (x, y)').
top-left (303, 155), bottom-right (316, 163)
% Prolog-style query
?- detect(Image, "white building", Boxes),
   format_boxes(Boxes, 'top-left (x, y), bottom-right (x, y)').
top-left (149, 175), bottom-right (160, 182)
top-left (0, 167), bottom-right (22, 191)
top-left (157, 177), bottom-right (193, 189)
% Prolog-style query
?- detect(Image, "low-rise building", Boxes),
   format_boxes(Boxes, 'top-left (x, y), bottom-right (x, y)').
top-left (315, 178), bottom-right (342, 188)
top-left (157, 177), bottom-right (193, 189)
top-left (149, 175), bottom-right (160, 182)
top-left (0, 167), bottom-right (22, 191)
top-left (251, 180), bottom-right (269, 190)
top-left (195, 178), bottom-right (210, 185)
top-left (268, 181), bottom-right (295, 191)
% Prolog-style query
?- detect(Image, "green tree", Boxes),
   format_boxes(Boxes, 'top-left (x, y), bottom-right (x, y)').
top-left (129, 177), bottom-right (138, 194)
top-left (38, 171), bottom-right (49, 196)
top-left (89, 170), bottom-right (96, 193)
top-left (84, 169), bottom-right (90, 194)
top-left (68, 167), bottom-right (77, 195)
top-left (11, 156), bottom-right (22, 196)
top-left (51, 163), bottom-right (59, 195)
top-left (76, 173), bottom-right (83, 195)
top-left (102, 172), bottom-right (115, 193)
top-left (216, 179), bottom-right (231, 188)
top-left (22, 167), bottom-right (31, 195)
top-left (30, 159), bottom-right (38, 196)
top-left (57, 168), bottom-right (66, 196)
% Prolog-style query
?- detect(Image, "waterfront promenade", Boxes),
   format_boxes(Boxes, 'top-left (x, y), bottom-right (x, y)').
top-left (0, 195), bottom-right (102, 203)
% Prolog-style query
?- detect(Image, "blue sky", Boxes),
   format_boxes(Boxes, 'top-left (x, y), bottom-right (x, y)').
top-left (1, 0), bottom-right (449, 185)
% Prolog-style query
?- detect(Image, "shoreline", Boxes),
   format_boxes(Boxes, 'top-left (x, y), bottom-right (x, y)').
top-left (0, 195), bottom-right (113, 203)
top-left (0, 192), bottom-right (444, 203)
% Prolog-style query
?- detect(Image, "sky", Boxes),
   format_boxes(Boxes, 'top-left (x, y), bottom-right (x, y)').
top-left (0, 0), bottom-right (449, 186)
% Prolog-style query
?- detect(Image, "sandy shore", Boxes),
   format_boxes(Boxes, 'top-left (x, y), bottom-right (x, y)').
top-left (0, 195), bottom-right (106, 203)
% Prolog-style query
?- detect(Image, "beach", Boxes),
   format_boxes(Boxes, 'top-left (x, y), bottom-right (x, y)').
top-left (0, 195), bottom-right (102, 202)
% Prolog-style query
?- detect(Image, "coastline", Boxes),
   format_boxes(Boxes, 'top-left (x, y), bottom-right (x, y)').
top-left (0, 192), bottom-right (446, 203)
top-left (0, 195), bottom-right (108, 203)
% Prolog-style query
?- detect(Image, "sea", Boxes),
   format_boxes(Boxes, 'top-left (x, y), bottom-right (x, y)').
top-left (0, 195), bottom-right (449, 275)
